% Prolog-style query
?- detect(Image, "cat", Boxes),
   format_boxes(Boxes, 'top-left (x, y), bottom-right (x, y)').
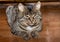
top-left (6, 1), bottom-right (42, 40)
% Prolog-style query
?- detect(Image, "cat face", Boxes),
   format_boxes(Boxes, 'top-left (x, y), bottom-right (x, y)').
top-left (17, 1), bottom-right (42, 30)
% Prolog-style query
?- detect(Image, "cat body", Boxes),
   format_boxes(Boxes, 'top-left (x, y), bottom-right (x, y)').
top-left (6, 1), bottom-right (42, 40)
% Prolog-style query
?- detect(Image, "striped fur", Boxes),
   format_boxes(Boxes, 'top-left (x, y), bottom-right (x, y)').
top-left (6, 1), bottom-right (42, 40)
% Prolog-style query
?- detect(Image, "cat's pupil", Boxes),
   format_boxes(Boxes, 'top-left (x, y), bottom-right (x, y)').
top-left (26, 15), bottom-right (29, 17)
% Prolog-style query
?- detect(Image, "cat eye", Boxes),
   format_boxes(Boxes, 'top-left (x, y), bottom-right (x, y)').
top-left (26, 15), bottom-right (29, 17)
top-left (26, 15), bottom-right (30, 18)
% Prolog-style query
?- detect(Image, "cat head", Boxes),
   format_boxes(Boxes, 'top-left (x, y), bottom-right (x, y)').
top-left (17, 1), bottom-right (42, 27)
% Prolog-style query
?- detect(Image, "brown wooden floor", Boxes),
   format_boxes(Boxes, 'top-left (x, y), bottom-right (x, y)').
top-left (0, 5), bottom-right (60, 42)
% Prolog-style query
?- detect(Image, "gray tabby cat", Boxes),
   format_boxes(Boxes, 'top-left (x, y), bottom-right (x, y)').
top-left (6, 1), bottom-right (42, 40)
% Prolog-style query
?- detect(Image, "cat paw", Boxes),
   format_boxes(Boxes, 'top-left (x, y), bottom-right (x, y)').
top-left (11, 30), bottom-right (22, 36)
top-left (31, 31), bottom-right (40, 39)
top-left (23, 36), bottom-right (30, 40)
top-left (21, 32), bottom-right (30, 40)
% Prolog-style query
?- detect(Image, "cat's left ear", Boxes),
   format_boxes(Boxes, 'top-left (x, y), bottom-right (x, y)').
top-left (33, 1), bottom-right (41, 11)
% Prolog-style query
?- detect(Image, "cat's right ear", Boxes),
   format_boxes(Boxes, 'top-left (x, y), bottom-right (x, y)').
top-left (18, 3), bottom-right (25, 12)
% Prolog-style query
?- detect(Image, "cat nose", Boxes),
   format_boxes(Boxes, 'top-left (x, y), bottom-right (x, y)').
top-left (29, 22), bottom-right (36, 26)
top-left (29, 18), bottom-right (32, 22)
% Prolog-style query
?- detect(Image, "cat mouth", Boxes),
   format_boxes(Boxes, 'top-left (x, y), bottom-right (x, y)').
top-left (27, 21), bottom-right (38, 27)
top-left (29, 24), bottom-right (36, 27)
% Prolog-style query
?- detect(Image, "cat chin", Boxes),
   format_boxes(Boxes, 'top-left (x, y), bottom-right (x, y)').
top-left (26, 26), bottom-right (33, 32)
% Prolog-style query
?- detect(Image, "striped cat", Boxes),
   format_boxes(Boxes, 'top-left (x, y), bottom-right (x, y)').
top-left (6, 1), bottom-right (42, 40)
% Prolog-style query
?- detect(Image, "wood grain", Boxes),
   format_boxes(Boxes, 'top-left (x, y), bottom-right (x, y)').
top-left (0, 2), bottom-right (60, 9)
top-left (0, 4), bottom-right (60, 42)
top-left (0, 0), bottom-right (60, 2)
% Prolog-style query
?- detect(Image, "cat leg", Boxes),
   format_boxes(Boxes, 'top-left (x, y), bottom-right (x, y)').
top-left (31, 31), bottom-right (40, 39)
top-left (11, 29), bottom-right (22, 36)
top-left (36, 22), bottom-right (42, 32)
top-left (20, 31), bottom-right (31, 40)
top-left (12, 31), bottom-right (30, 40)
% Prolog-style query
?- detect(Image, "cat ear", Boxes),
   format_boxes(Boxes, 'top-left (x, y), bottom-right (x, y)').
top-left (18, 3), bottom-right (25, 12)
top-left (33, 1), bottom-right (41, 11)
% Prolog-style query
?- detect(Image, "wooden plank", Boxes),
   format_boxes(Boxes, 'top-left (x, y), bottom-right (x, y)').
top-left (0, 2), bottom-right (60, 9)
top-left (0, 5), bottom-right (60, 42)
top-left (0, 0), bottom-right (60, 2)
